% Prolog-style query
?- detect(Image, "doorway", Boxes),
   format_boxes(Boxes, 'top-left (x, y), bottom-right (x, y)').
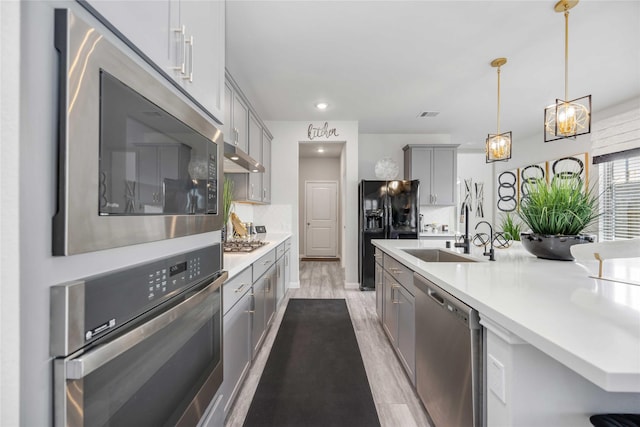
top-left (304, 181), bottom-right (338, 257)
top-left (298, 142), bottom-right (344, 259)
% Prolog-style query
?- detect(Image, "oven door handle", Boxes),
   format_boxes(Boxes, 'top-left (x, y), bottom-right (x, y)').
top-left (65, 271), bottom-right (228, 380)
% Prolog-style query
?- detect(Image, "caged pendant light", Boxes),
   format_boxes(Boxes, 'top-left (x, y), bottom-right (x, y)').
top-left (544, 0), bottom-right (591, 142)
top-left (486, 58), bottom-right (512, 163)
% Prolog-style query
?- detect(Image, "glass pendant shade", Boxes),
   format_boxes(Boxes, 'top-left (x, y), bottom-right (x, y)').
top-left (544, 0), bottom-right (591, 142)
top-left (485, 57), bottom-right (512, 164)
top-left (486, 131), bottom-right (512, 162)
top-left (544, 95), bottom-right (591, 142)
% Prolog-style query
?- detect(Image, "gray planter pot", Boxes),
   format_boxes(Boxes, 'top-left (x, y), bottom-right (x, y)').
top-left (520, 233), bottom-right (596, 261)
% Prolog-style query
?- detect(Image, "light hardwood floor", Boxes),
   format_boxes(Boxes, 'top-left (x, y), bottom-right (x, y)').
top-left (225, 261), bottom-right (432, 427)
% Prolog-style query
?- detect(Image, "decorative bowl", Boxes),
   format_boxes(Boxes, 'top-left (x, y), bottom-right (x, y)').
top-left (520, 233), bottom-right (596, 261)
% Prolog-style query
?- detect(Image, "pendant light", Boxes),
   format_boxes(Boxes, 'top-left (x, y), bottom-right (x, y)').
top-left (544, 0), bottom-right (591, 142)
top-left (486, 58), bottom-right (512, 163)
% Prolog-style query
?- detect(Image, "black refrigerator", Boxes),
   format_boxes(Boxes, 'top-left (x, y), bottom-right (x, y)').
top-left (358, 179), bottom-right (420, 290)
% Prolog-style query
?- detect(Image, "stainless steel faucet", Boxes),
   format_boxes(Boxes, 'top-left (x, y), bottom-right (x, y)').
top-left (475, 220), bottom-right (496, 261)
top-left (454, 204), bottom-right (471, 254)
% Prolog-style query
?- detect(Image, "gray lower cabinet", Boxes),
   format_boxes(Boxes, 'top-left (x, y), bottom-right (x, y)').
top-left (251, 249), bottom-right (277, 358)
top-left (220, 290), bottom-right (251, 417)
top-left (396, 285), bottom-right (415, 383)
top-left (251, 273), bottom-right (267, 358)
top-left (264, 265), bottom-right (276, 328)
top-left (383, 270), bottom-right (398, 347)
top-left (375, 249), bottom-right (384, 319)
top-left (275, 239), bottom-right (291, 307)
top-left (283, 248), bottom-right (290, 298)
top-left (276, 255), bottom-right (285, 307)
top-left (219, 267), bottom-right (252, 420)
top-left (379, 256), bottom-right (416, 385)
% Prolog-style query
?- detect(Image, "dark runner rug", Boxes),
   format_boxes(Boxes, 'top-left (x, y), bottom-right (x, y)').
top-left (242, 298), bottom-right (381, 427)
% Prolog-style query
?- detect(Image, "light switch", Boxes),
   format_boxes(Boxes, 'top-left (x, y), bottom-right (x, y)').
top-left (488, 354), bottom-right (506, 404)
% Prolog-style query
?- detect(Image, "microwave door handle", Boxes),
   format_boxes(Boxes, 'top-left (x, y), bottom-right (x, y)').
top-left (65, 271), bottom-right (228, 380)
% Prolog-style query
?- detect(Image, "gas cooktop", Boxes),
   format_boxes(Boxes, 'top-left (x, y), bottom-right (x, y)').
top-left (223, 239), bottom-right (269, 253)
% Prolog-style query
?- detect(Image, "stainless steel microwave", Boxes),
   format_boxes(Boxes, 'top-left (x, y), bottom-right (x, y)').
top-left (53, 9), bottom-right (223, 255)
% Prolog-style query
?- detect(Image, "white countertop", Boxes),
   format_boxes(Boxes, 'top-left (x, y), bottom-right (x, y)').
top-left (372, 238), bottom-right (640, 393)
top-left (223, 232), bottom-right (292, 278)
top-left (419, 231), bottom-right (457, 238)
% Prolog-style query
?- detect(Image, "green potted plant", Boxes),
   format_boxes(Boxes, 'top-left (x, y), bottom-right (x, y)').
top-left (518, 178), bottom-right (599, 260)
top-left (222, 178), bottom-right (234, 242)
top-left (499, 212), bottom-right (522, 242)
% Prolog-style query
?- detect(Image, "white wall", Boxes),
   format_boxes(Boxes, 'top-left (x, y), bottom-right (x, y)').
top-left (457, 151), bottom-right (496, 234)
top-left (264, 121), bottom-right (359, 286)
top-left (358, 133), bottom-right (451, 180)
top-left (1, 1), bottom-right (21, 425)
top-left (298, 156), bottom-right (342, 257)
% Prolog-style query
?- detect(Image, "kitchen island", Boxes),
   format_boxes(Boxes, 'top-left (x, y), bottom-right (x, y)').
top-left (373, 238), bottom-right (640, 426)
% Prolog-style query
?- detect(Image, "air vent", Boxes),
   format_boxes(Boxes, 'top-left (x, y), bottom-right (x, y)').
top-left (417, 111), bottom-right (440, 118)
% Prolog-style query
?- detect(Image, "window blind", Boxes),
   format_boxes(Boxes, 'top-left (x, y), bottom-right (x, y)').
top-left (599, 153), bottom-right (640, 241)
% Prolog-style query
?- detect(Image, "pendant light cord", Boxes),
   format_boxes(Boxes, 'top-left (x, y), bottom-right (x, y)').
top-left (496, 66), bottom-right (501, 135)
top-left (564, 8), bottom-right (569, 101)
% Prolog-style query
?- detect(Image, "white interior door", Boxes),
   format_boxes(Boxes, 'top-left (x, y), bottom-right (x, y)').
top-left (305, 181), bottom-right (338, 257)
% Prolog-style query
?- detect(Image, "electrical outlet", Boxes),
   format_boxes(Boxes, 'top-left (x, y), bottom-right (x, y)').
top-left (488, 354), bottom-right (506, 404)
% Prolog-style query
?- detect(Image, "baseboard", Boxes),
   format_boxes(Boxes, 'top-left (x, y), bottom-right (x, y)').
top-left (345, 282), bottom-right (360, 289)
top-left (300, 257), bottom-right (340, 262)
top-left (288, 281), bottom-right (301, 289)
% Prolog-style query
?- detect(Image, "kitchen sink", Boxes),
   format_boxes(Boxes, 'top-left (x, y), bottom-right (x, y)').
top-left (402, 248), bottom-right (479, 263)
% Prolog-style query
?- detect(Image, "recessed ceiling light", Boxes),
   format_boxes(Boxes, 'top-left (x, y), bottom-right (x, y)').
top-left (317, 148), bottom-right (325, 153)
top-left (230, 155), bottom-right (239, 161)
top-left (315, 102), bottom-right (328, 110)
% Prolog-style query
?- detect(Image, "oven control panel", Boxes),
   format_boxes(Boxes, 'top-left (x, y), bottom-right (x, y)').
top-left (50, 243), bottom-right (222, 356)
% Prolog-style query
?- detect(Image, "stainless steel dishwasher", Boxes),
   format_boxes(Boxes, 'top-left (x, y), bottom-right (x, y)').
top-left (414, 272), bottom-right (482, 427)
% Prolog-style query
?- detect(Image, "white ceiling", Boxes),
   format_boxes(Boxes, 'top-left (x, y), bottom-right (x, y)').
top-left (299, 141), bottom-right (344, 158)
top-left (226, 1), bottom-right (640, 151)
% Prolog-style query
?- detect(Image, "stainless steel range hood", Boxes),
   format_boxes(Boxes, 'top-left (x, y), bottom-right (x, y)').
top-left (223, 142), bottom-right (265, 173)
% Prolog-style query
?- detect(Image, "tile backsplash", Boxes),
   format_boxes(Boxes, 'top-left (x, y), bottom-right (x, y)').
top-left (420, 206), bottom-right (457, 233)
top-left (231, 203), bottom-right (294, 233)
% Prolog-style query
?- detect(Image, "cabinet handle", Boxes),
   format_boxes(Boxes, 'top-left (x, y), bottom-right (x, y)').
top-left (391, 284), bottom-right (400, 304)
top-left (263, 188), bottom-right (266, 200)
top-left (182, 35), bottom-right (194, 82)
top-left (263, 260), bottom-right (272, 265)
top-left (247, 310), bottom-right (255, 314)
top-left (234, 283), bottom-right (247, 293)
top-left (172, 25), bottom-right (186, 73)
top-left (434, 193), bottom-right (437, 204)
top-left (250, 184), bottom-right (254, 198)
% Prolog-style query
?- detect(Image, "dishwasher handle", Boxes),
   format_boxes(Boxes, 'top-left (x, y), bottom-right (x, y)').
top-left (428, 288), bottom-right (445, 306)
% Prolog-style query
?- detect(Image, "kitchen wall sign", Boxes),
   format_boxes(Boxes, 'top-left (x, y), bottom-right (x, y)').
top-left (307, 122), bottom-right (340, 140)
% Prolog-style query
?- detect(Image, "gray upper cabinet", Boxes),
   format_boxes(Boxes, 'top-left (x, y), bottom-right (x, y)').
top-left (224, 71), bottom-right (273, 204)
top-left (404, 144), bottom-right (458, 206)
top-left (248, 112), bottom-right (263, 202)
top-left (231, 91), bottom-right (249, 152)
top-left (262, 130), bottom-right (272, 204)
top-left (224, 81), bottom-right (249, 152)
top-left (84, 0), bottom-right (225, 122)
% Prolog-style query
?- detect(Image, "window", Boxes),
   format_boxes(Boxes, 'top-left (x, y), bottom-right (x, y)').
top-left (597, 150), bottom-right (640, 241)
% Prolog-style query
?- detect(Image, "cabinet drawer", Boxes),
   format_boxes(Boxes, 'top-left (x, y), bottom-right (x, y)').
top-left (383, 254), bottom-right (414, 295)
top-left (374, 248), bottom-right (384, 268)
top-left (276, 242), bottom-right (285, 260)
top-left (253, 249), bottom-right (276, 281)
top-left (223, 267), bottom-right (252, 315)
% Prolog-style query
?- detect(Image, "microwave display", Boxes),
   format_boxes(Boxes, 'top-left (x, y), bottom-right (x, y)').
top-left (99, 71), bottom-right (217, 216)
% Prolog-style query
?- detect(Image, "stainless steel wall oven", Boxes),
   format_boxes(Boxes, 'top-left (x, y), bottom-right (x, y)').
top-left (50, 244), bottom-right (227, 426)
top-left (53, 9), bottom-right (223, 255)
